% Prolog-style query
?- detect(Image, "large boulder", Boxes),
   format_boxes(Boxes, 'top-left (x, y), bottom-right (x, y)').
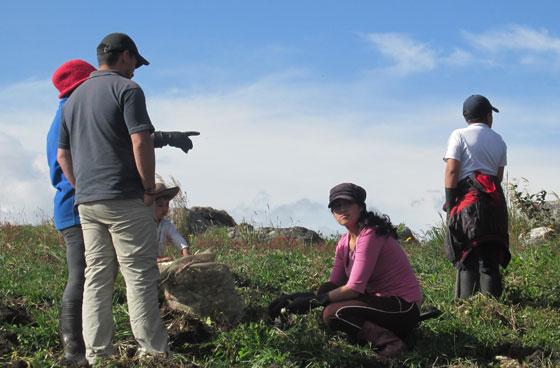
top-left (228, 224), bottom-right (323, 245)
top-left (159, 252), bottom-right (244, 327)
top-left (519, 227), bottom-right (556, 246)
top-left (172, 207), bottom-right (237, 235)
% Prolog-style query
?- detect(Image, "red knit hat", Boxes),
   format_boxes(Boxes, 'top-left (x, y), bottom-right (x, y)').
top-left (52, 59), bottom-right (96, 98)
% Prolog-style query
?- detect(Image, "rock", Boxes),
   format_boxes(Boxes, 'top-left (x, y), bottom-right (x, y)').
top-left (172, 207), bottom-right (237, 235)
top-left (228, 225), bottom-right (323, 245)
top-left (398, 226), bottom-right (419, 244)
top-left (159, 252), bottom-right (244, 327)
top-left (519, 227), bottom-right (556, 246)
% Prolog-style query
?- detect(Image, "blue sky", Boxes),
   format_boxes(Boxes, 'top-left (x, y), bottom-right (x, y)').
top-left (1, 1), bottom-right (559, 234)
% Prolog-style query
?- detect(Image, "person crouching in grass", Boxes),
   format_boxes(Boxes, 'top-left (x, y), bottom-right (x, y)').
top-left (153, 182), bottom-right (190, 262)
top-left (270, 183), bottom-right (423, 358)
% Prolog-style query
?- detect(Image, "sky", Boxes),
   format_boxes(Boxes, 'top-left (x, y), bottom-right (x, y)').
top-left (1, 1), bottom-right (559, 235)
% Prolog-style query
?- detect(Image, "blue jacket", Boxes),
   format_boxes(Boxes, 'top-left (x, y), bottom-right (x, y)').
top-left (46, 98), bottom-right (80, 230)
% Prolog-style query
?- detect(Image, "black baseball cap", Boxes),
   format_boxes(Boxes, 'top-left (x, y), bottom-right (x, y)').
top-left (96, 32), bottom-right (149, 68)
top-left (328, 183), bottom-right (367, 208)
top-left (463, 94), bottom-right (499, 121)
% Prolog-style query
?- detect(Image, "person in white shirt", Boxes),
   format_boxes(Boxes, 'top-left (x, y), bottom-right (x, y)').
top-left (153, 182), bottom-right (190, 262)
top-left (443, 94), bottom-right (510, 299)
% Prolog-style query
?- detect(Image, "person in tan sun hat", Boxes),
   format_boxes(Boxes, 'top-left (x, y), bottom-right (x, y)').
top-left (153, 181), bottom-right (190, 262)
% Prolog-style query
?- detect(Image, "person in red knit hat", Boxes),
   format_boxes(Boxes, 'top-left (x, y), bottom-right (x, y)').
top-left (47, 56), bottom-right (199, 364)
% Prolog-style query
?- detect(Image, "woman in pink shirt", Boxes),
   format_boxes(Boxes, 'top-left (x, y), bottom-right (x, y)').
top-left (314, 183), bottom-right (422, 356)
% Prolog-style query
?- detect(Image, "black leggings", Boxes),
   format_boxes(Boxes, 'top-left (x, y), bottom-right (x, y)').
top-left (60, 226), bottom-right (86, 307)
top-left (321, 290), bottom-right (419, 340)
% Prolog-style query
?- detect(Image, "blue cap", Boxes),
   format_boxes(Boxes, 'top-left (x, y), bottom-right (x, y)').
top-left (463, 94), bottom-right (499, 121)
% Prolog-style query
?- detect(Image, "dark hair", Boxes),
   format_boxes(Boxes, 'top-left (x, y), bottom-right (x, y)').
top-left (357, 205), bottom-right (398, 239)
top-left (97, 50), bottom-right (121, 67)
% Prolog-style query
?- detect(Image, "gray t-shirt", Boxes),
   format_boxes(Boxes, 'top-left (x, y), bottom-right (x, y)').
top-left (59, 70), bottom-right (154, 205)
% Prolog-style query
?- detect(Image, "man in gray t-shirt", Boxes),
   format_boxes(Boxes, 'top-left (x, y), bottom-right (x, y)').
top-left (57, 32), bottom-right (170, 364)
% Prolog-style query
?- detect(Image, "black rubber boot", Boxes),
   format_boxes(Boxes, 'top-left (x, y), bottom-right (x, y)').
top-left (455, 269), bottom-right (479, 299)
top-left (59, 302), bottom-right (86, 365)
top-left (480, 271), bottom-right (503, 298)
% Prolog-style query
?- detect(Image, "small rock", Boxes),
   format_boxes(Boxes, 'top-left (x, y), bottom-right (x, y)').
top-left (519, 227), bottom-right (556, 246)
top-left (398, 226), bottom-right (419, 244)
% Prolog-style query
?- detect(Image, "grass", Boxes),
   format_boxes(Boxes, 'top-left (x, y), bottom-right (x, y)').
top-left (1, 222), bottom-right (559, 367)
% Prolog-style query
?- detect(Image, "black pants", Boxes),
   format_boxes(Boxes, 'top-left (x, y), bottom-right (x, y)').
top-left (60, 226), bottom-right (86, 316)
top-left (456, 244), bottom-right (502, 299)
top-left (321, 291), bottom-right (419, 341)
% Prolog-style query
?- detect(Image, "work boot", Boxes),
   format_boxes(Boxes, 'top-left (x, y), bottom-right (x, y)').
top-left (455, 269), bottom-right (479, 299)
top-left (357, 321), bottom-right (405, 358)
top-left (59, 302), bottom-right (86, 365)
top-left (480, 271), bottom-right (503, 299)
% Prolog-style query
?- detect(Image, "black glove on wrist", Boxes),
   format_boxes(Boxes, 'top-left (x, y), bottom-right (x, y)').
top-left (153, 131), bottom-right (200, 153)
top-left (286, 293), bottom-right (330, 315)
top-left (444, 187), bottom-right (457, 213)
top-left (268, 292), bottom-right (315, 320)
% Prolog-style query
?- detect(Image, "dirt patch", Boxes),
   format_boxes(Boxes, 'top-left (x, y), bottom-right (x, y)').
top-left (163, 310), bottom-right (213, 347)
top-left (0, 301), bottom-right (33, 326)
top-left (0, 330), bottom-right (18, 355)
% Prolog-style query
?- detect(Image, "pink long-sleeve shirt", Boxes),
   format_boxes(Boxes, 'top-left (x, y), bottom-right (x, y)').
top-left (329, 227), bottom-right (423, 304)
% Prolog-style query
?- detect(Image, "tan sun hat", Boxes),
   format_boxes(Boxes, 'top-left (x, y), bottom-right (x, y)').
top-left (153, 182), bottom-right (180, 201)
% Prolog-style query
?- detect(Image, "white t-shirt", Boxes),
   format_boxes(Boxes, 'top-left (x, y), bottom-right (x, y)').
top-left (156, 218), bottom-right (188, 257)
top-left (444, 123), bottom-right (507, 181)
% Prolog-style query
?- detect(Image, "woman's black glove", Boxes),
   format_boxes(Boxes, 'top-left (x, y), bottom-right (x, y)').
top-left (286, 293), bottom-right (330, 315)
top-left (153, 131), bottom-right (200, 153)
top-left (268, 292), bottom-right (315, 320)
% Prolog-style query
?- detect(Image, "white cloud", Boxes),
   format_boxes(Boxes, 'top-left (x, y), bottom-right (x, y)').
top-left (442, 48), bottom-right (474, 66)
top-left (366, 33), bottom-right (437, 75)
top-left (464, 25), bottom-right (560, 54)
top-left (366, 25), bottom-right (560, 75)
top-left (463, 25), bottom-right (560, 69)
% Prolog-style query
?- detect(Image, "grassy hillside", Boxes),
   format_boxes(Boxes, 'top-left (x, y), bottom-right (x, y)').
top-left (0, 222), bottom-right (559, 367)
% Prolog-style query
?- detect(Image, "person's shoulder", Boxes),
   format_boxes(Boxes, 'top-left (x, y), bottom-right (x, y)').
top-left (336, 233), bottom-right (349, 248)
top-left (160, 218), bottom-right (174, 228)
top-left (447, 127), bottom-right (464, 141)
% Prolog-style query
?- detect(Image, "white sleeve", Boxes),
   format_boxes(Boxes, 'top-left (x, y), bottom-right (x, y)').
top-left (500, 140), bottom-right (507, 166)
top-left (164, 222), bottom-right (189, 250)
top-left (444, 130), bottom-right (462, 162)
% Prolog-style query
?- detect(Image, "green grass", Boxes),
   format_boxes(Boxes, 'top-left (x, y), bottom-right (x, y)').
top-left (1, 223), bottom-right (559, 367)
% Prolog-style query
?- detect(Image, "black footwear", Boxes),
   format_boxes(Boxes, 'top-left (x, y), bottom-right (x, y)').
top-left (59, 302), bottom-right (86, 364)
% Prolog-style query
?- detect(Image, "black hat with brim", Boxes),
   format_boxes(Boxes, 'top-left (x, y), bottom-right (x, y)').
top-left (463, 94), bottom-right (499, 121)
top-left (97, 32), bottom-right (149, 69)
top-left (328, 183), bottom-right (367, 208)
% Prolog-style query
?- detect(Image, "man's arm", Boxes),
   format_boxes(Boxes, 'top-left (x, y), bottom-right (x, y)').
top-left (57, 148), bottom-right (76, 187)
top-left (444, 158), bottom-right (460, 188)
top-left (131, 131), bottom-right (156, 205)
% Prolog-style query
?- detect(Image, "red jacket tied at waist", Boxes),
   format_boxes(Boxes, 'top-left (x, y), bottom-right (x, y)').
top-left (445, 172), bottom-right (510, 268)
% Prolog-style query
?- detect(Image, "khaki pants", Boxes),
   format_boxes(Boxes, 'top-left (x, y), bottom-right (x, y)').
top-left (78, 199), bottom-right (169, 364)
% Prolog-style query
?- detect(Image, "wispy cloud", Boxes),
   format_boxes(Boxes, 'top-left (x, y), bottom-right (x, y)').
top-left (365, 33), bottom-right (437, 75)
top-left (464, 25), bottom-right (560, 54)
top-left (366, 25), bottom-right (560, 75)
top-left (463, 25), bottom-right (560, 69)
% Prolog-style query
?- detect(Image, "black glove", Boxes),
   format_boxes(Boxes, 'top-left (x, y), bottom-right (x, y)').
top-left (268, 292), bottom-right (315, 320)
top-left (443, 187), bottom-right (457, 213)
top-left (286, 293), bottom-right (330, 315)
top-left (153, 131), bottom-right (200, 153)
